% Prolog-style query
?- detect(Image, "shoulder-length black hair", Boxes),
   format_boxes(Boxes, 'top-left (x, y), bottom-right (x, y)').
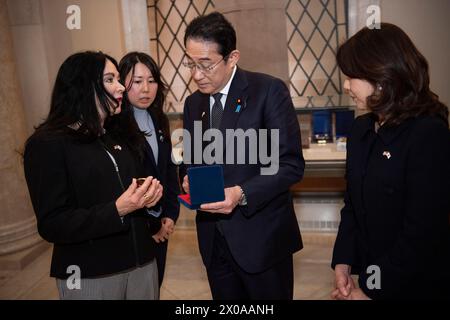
top-left (337, 23), bottom-right (448, 127)
top-left (118, 51), bottom-right (170, 141)
top-left (29, 51), bottom-right (121, 142)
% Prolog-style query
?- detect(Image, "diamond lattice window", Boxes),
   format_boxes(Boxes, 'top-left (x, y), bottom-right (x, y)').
top-left (286, 0), bottom-right (348, 107)
top-left (147, 0), bottom-right (215, 112)
top-left (148, 0), bottom-right (348, 111)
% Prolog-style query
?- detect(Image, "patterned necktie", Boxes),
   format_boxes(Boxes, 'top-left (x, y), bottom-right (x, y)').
top-left (211, 93), bottom-right (223, 129)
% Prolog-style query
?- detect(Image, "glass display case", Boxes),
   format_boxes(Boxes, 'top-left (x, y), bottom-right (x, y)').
top-left (291, 95), bottom-right (355, 192)
top-left (167, 95), bottom-right (358, 193)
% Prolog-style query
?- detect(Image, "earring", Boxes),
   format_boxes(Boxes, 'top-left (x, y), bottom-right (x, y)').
top-left (377, 84), bottom-right (383, 91)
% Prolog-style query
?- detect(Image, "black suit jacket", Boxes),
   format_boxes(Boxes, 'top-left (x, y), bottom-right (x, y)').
top-left (142, 109), bottom-right (180, 232)
top-left (24, 132), bottom-right (159, 279)
top-left (332, 113), bottom-right (450, 299)
top-left (181, 67), bottom-right (305, 273)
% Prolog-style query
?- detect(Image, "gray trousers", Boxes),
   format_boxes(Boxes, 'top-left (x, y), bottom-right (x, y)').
top-left (56, 259), bottom-right (159, 300)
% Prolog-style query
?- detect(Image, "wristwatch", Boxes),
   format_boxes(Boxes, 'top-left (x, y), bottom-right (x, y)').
top-left (237, 186), bottom-right (247, 206)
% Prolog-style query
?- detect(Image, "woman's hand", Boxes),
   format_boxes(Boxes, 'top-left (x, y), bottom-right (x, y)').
top-left (331, 264), bottom-right (355, 300)
top-left (332, 287), bottom-right (371, 300)
top-left (115, 177), bottom-right (162, 216)
top-left (152, 217), bottom-right (175, 243)
top-left (143, 179), bottom-right (163, 208)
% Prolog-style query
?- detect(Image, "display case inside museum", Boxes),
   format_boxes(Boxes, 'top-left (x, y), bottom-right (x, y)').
top-left (292, 95), bottom-right (355, 192)
top-left (167, 95), bottom-right (358, 193)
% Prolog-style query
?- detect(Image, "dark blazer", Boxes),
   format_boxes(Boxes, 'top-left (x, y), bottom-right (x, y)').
top-left (142, 109), bottom-right (180, 230)
top-left (332, 113), bottom-right (450, 300)
top-left (24, 132), bottom-right (159, 279)
top-left (139, 110), bottom-right (180, 286)
top-left (181, 67), bottom-right (305, 274)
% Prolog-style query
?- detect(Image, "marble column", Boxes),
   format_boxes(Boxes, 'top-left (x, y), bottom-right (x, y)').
top-left (121, 0), bottom-right (151, 55)
top-left (348, 0), bottom-right (381, 36)
top-left (214, 0), bottom-right (290, 84)
top-left (0, 0), bottom-right (42, 256)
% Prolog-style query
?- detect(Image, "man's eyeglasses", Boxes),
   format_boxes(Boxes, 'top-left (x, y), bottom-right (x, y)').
top-left (182, 55), bottom-right (229, 74)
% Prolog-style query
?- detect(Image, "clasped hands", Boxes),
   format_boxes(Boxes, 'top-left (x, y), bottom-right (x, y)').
top-left (152, 217), bottom-right (175, 243)
top-left (182, 175), bottom-right (241, 214)
top-left (115, 176), bottom-right (163, 217)
top-left (332, 264), bottom-right (370, 300)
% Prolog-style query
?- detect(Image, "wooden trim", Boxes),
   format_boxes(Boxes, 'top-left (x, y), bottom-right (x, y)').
top-left (291, 177), bottom-right (346, 193)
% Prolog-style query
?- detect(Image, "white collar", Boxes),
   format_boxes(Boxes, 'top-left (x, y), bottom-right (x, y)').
top-left (218, 65), bottom-right (237, 96)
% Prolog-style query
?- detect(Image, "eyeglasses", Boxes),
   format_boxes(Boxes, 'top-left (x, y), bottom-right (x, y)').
top-left (182, 55), bottom-right (229, 74)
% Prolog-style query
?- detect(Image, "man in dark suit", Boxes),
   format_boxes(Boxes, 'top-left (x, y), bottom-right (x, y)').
top-left (180, 12), bottom-right (305, 299)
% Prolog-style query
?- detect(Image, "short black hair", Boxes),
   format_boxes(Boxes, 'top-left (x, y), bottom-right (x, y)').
top-left (184, 11), bottom-right (236, 57)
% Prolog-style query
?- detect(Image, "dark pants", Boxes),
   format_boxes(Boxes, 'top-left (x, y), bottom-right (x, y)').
top-left (155, 240), bottom-right (168, 287)
top-left (206, 227), bottom-right (294, 300)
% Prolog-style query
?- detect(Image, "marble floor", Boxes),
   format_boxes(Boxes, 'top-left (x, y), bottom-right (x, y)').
top-left (0, 194), bottom-right (342, 300)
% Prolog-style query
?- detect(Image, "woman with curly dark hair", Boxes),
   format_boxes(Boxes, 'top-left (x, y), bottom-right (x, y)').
top-left (24, 51), bottom-right (163, 299)
top-left (331, 23), bottom-right (450, 300)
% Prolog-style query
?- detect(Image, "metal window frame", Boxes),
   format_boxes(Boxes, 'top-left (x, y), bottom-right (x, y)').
top-left (286, 0), bottom-right (349, 101)
top-left (148, 0), bottom-right (349, 108)
top-left (150, 0), bottom-right (215, 104)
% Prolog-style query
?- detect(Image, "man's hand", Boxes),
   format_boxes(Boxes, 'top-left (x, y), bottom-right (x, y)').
top-left (200, 186), bottom-right (242, 214)
top-left (182, 175), bottom-right (189, 194)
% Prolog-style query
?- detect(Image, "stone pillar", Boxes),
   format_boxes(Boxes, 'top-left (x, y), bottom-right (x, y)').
top-left (6, 0), bottom-right (53, 135)
top-left (121, 0), bottom-right (151, 55)
top-left (214, 0), bottom-right (290, 84)
top-left (0, 0), bottom-right (44, 259)
top-left (348, 0), bottom-right (380, 36)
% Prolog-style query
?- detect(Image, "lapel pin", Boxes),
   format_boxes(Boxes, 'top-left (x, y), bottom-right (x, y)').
top-left (382, 151), bottom-right (391, 159)
top-left (235, 99), bottom-right (242, 113)
top-left (113, 145), bottom-right (122, 151)
top-left (201, 111), bottom-right (206, 118)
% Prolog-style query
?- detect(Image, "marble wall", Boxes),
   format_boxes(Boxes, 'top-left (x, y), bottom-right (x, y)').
top-left (381, 0), bottom-right (450, 107)
top-left (215, 0), bottom-right (290, 84)
top-left (0, 0), bottom-right (42, 255)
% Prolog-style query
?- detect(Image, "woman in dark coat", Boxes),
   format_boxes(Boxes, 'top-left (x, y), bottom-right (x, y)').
top-left (331, 23), bottom-right (450, 300)
top-left (24, 51), bottom-right (163, 299)
top-left (119, 52), bottom-right (180, 287)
